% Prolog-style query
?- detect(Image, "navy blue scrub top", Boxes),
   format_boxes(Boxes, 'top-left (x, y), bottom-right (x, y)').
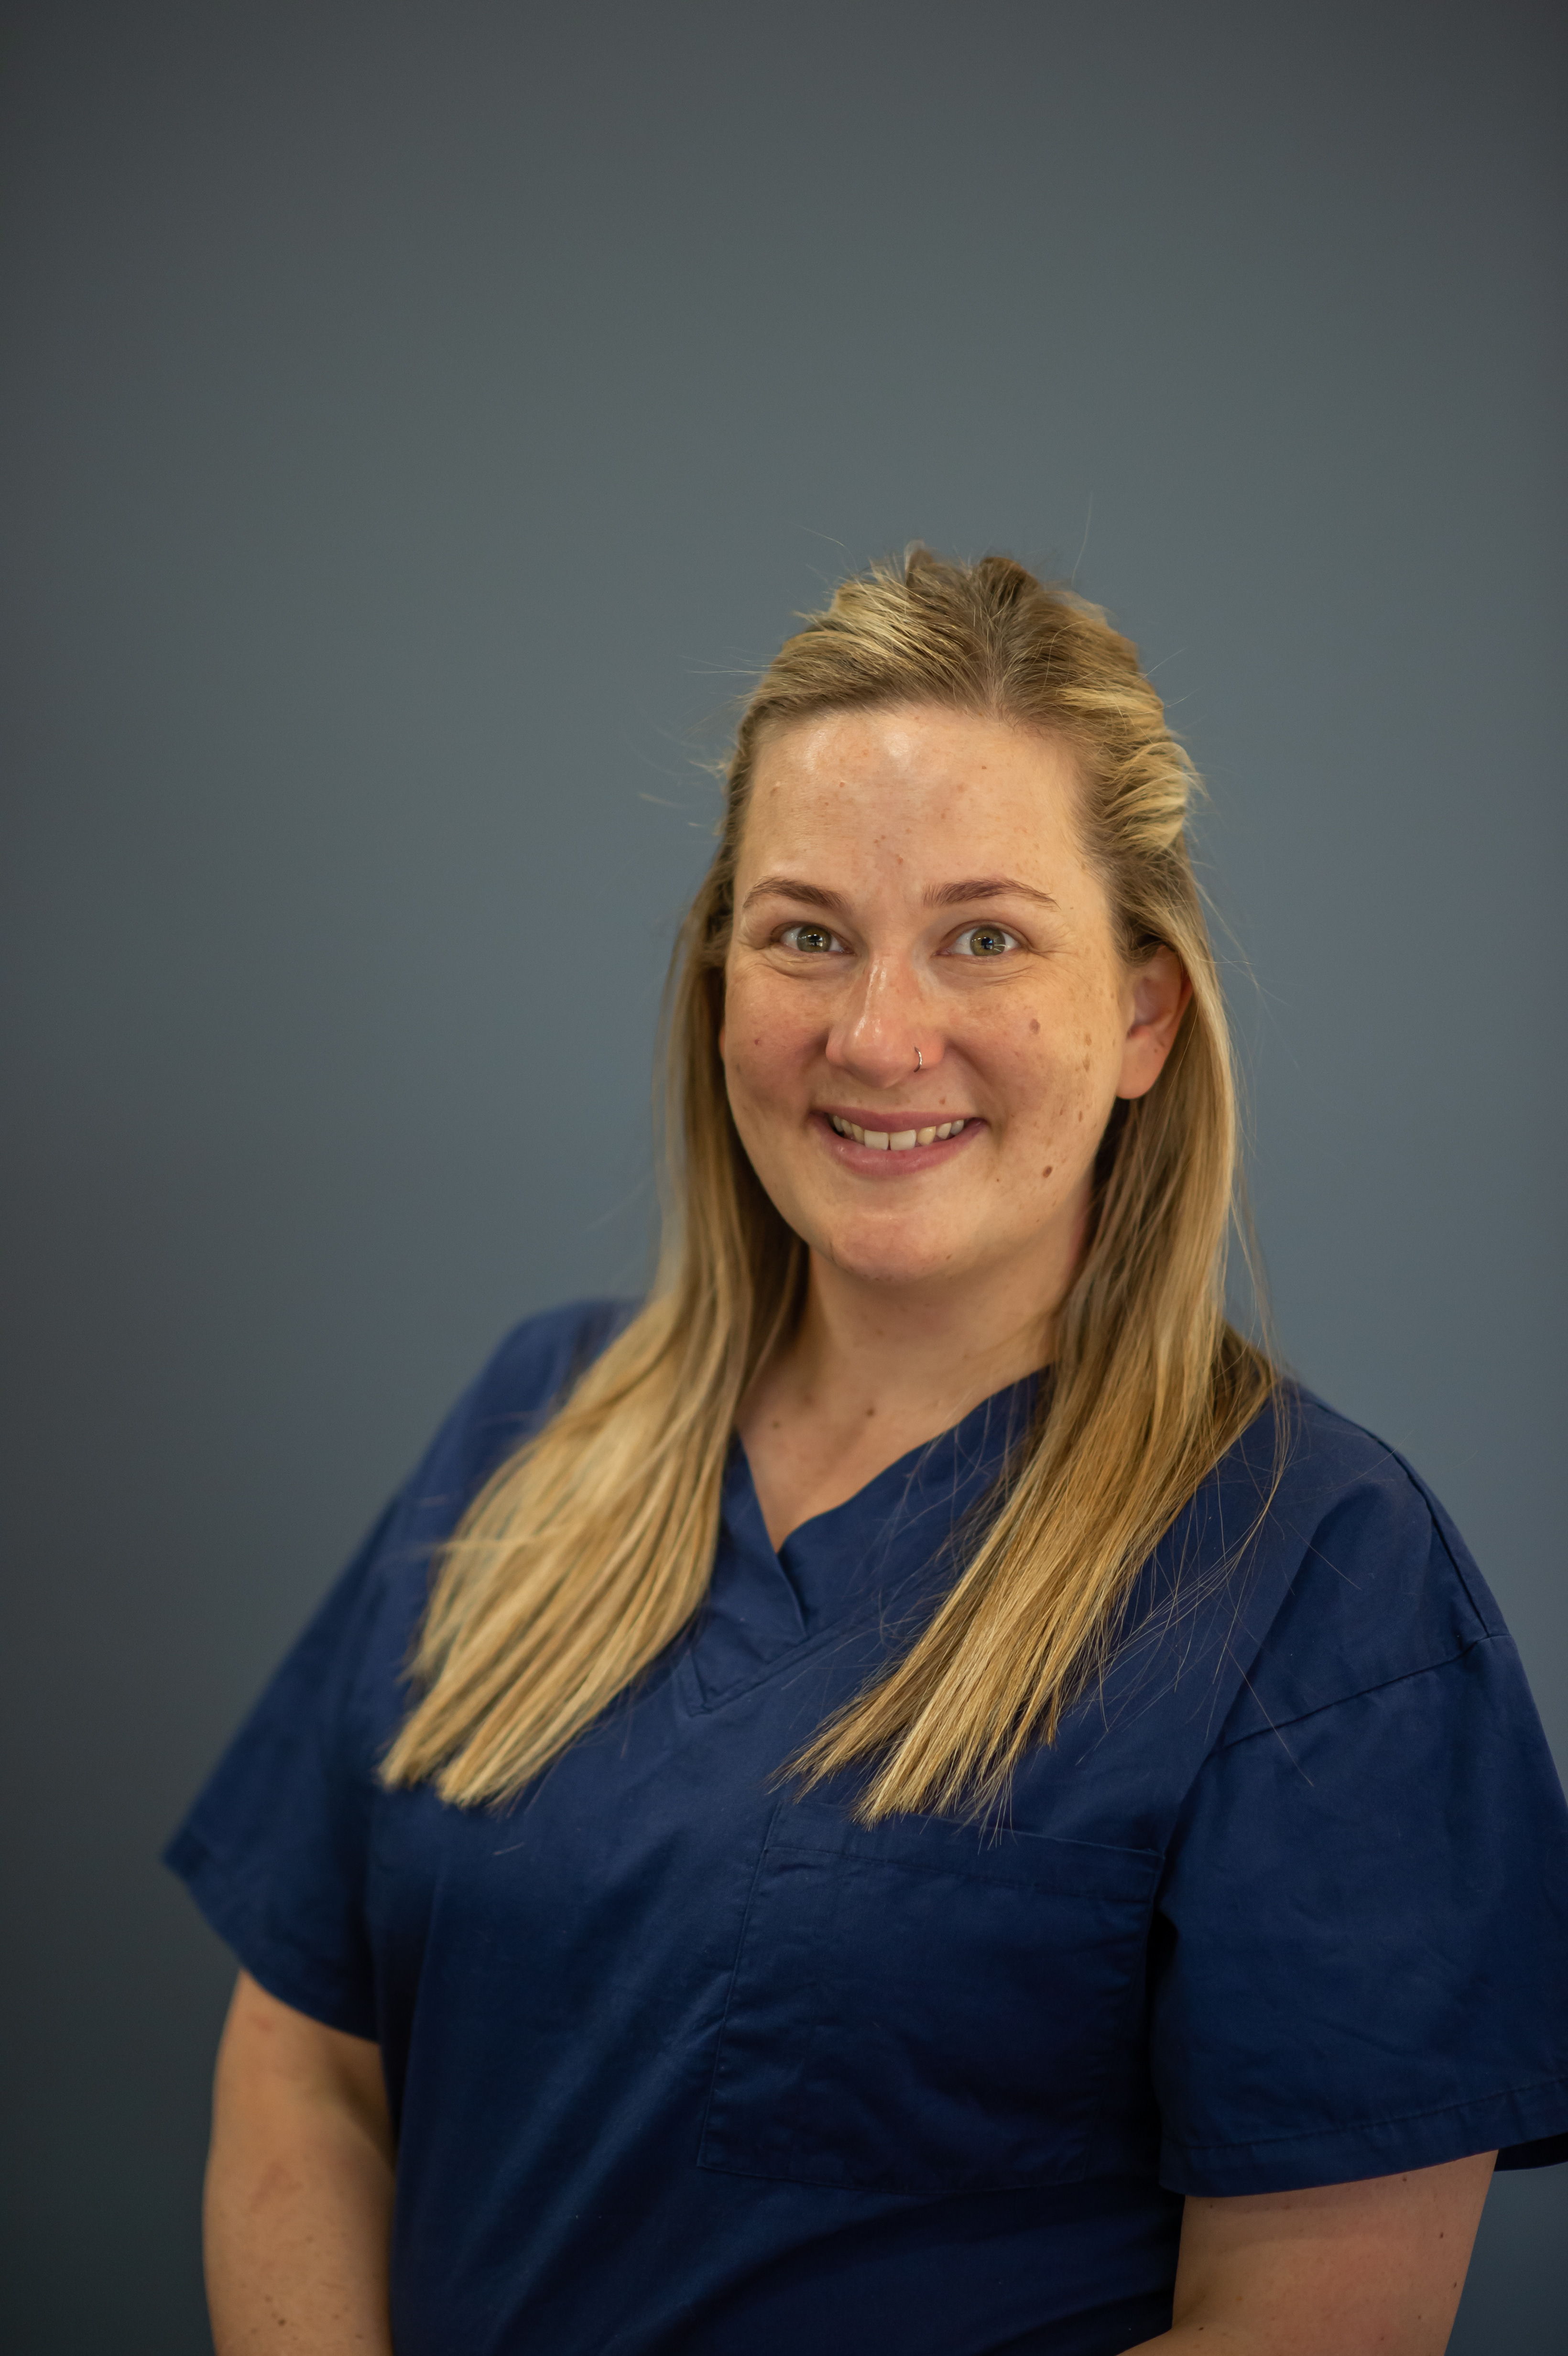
top-left (168, 1300), bottom-right (1568, 2356)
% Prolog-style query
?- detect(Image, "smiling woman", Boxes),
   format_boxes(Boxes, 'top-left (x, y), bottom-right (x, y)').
top-left (382, 562), bottom-right (1265, 1824)
top-left (722, 709), bottom-right (1195, 1581)
top-left (168, 552), bottom-right (1568, 2356)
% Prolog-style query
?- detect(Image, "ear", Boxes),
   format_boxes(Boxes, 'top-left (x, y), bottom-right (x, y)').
top-left (1115, 944), bottom-right (1192, 1101)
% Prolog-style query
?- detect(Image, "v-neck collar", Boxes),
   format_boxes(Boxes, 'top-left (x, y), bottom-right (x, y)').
top-left (687, 1376), bottom-right (1039, 1711)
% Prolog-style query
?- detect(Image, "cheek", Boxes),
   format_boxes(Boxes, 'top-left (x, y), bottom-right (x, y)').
top-left (1011, 993), bottom-right (1124, 1144)
top-left (721, 970), bottom-right (813, 1094)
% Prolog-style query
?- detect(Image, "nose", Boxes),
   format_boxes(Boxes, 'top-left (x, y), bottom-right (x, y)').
top-left (824, 952), bottom-right (941, 1090)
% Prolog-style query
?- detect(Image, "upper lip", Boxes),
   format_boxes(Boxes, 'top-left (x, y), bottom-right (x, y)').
top-left (816, 1107), bottom-right (980, 1128)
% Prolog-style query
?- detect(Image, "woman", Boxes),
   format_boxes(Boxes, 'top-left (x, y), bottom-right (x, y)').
top-left (169, 550), bottom-right (1568, 2355)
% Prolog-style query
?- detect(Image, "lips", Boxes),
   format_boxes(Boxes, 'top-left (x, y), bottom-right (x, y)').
top-left (828, 1114), bottom-right (968, 1152)
top-left (813, 1108), bottom-right (982, 1168)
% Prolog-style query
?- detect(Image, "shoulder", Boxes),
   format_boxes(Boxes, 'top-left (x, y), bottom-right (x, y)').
top-left (1213, 1384), bottom-right (1506, 1745)
top-left (455, 1295), bottom-right (638, 1459)
top-left (403, 1295), bottom-right (639, 1526)
top-left (281, 1298), bottom-right (641, 1731)
top-left (352, 1298), bottom-right (637, 1624)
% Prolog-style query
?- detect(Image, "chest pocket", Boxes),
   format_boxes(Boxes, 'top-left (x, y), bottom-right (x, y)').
top-left (698, 1792), bottom-right (1160, 2193)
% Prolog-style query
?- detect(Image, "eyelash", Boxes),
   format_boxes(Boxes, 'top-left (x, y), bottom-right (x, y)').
top-left (778, 923), bottom-right (847, 955)
top-left (949, 924), bottom-right (1021, 958)
top-left (774, 922), bottom-right (1024, 958)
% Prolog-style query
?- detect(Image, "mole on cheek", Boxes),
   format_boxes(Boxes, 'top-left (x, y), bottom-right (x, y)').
top-left (1029, 1018), bottom-right (1040, 1035)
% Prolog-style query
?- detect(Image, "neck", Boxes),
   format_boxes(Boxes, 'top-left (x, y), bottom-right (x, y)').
top-left (779, 1249), bottom-right (1059, 1433)
top-left (738, 1232), bottom-right (1078, 1549)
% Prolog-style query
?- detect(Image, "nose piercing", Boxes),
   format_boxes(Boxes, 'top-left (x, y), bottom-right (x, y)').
top-left (914, 1046), bottom-right (923, 1072)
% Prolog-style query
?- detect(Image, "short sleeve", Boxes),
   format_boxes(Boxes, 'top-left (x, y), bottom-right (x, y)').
top-left (1149, 1629), bottom-right (1568, 2193)
top-left (163, 1512), bottom-right (395, 2036)
top-left (163, 1296), bottom-right (635, 2038)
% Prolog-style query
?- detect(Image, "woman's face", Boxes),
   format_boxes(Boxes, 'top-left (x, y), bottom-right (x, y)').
top-left (720, 703), bottom-right (1189, 1303)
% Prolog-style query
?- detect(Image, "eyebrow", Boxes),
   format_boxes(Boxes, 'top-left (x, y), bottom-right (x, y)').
top-left (740, 873), bottom-right (1059, 915)
top-left (925, 876), bottom-right (1059, 911)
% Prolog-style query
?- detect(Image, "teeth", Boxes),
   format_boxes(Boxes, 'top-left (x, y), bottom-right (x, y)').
top-left (830, 1115), bottom-right (970, 1151)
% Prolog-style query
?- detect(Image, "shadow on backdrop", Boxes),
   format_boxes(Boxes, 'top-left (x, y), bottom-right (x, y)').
top-left (1, 2), bottom-right (1563, 2347)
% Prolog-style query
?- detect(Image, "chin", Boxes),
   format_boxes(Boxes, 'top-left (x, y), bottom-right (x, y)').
top-left (817, 1222), bottom-right (965, 1288)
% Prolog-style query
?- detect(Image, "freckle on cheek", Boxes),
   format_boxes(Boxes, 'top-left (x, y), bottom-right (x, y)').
top-left (1041, 1166), bottom-right (1054, 1178)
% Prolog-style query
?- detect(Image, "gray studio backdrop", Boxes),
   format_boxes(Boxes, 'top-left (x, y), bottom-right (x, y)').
top-left (3, 3), bottom-right (1563, 2348)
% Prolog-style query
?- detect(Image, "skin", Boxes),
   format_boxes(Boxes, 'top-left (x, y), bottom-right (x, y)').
top-left (726, 701), bottom-right (1189, 1542)
top-left (206, 1972), bottom-right (393, 2354)
top-left (205, 702), bottom-right (1496, 2347)
top-left (1146, 2160), bottom-right (1495, 2354)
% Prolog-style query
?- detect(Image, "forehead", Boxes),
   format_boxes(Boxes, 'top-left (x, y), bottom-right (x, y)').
top-left (741, 704), bottom-right (1085, 871)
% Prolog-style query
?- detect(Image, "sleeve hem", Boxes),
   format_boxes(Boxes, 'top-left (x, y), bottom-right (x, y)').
top-left (1160, 2073), bottom-right (1568, 2195)
top-left (164, 1825), bottom-right (378, 2042)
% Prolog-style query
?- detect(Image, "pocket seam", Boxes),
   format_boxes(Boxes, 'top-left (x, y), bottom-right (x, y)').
top-left (699, 1803), bottom-right (1161, 2193)
top-left (766, 1831), bottom-right (1161, 1901)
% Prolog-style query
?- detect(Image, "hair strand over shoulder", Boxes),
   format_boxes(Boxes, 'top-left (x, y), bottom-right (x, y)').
top-left (381, 548), bottom-right (1276, 1821)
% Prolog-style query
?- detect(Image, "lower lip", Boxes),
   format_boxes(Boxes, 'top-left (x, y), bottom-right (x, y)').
top-left (813, 1112), bottom-right (985, 1175)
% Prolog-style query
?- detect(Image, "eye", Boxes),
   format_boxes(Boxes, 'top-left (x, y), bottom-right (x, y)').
top-left (779, 922), bottom-right (846, 955)
top-left (949, 923), bottom-right (1020, 958)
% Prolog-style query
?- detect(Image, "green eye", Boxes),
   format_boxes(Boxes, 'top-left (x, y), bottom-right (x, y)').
top-left (784, 924), bottom-right (839, 954)
top-left (957, 925), bottom-right (1017, 957)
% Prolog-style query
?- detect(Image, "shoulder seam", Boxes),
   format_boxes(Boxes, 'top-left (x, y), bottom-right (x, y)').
top-left (1217, 1633), bottom-right (1498, 1753)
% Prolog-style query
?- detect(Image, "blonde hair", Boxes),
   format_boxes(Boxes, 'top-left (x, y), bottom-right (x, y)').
top-left (381, 549), bottom-right (1275, 1819)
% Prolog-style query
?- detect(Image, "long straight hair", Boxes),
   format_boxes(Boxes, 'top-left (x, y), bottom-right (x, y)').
top-left (381, 550), bottom-right (1275, 1820)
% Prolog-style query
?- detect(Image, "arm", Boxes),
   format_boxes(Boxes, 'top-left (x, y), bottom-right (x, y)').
top-left (1128, 2152), bottom-right (1496, 2355)
top-left (205, 1970), bottom-right (396, 2355)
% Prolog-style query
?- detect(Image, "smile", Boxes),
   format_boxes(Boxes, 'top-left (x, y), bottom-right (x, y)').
top-left (828, 1116), bottom-right (968, 1151)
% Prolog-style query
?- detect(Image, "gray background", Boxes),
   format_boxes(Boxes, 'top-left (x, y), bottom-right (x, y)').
top-left (2, 2), bottom-right (1563, 2347)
